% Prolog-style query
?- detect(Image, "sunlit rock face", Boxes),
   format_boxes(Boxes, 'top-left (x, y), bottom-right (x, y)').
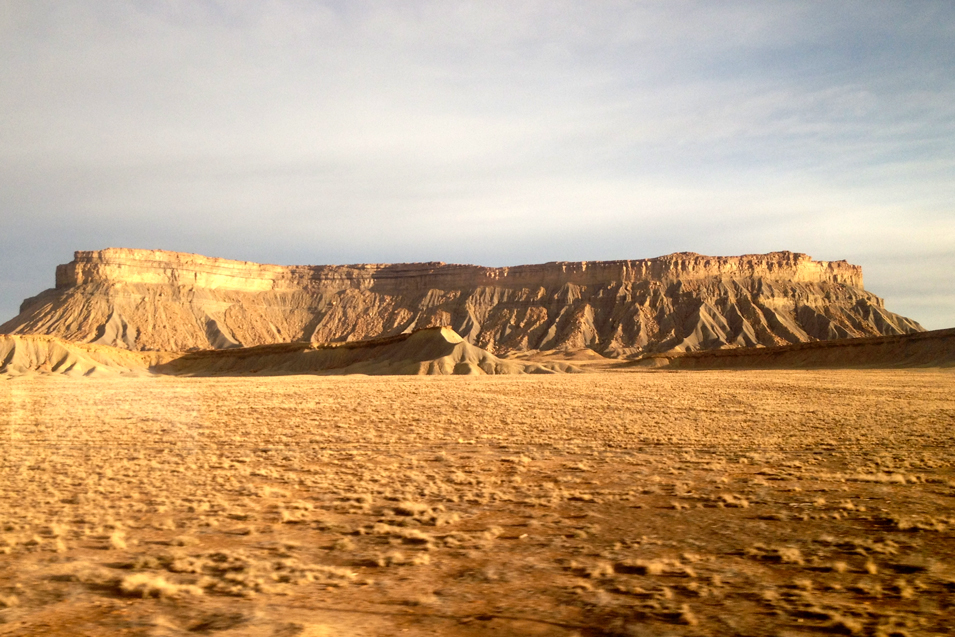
top-left (1, 248), bottom-right (922, 355)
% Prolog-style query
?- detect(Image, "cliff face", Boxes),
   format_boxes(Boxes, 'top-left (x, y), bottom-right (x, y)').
top-left (1, 248), bottom-right (922, 355)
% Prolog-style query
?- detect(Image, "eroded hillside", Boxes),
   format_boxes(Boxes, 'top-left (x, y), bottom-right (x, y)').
top-left (0, 328), bottom-right (581, 377)
top-left (1, 249), bottom-right (921, 354)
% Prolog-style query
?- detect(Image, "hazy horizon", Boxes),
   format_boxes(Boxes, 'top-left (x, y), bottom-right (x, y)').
top-left (2, 2), bottom-right (953, 329)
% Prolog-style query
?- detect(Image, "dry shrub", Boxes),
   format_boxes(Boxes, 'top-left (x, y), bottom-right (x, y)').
top-left (370, 523), bottom-right (433, 545)
top-left (677, 603), bottom-right (698, 626)
top-left (279, 509), bottom-right (310, 524)
top-left (120, 573), bottom-right (203, 598)
top-left (826, 613), bottom-right (864, 635)
top-left (375, 551), bottom-right (430, 567)
top-left (719, 493), bottom-right (750, 508)
top-left (109, 531), bottom-right (127, 550)
top-left (482, 525), bottom-right (504, 540)
top-left (745, 545), bottom-right (804, 565)
top-left (584, 562), bottom-right (615, 579)
top-left (394, 501), bottom-right (429, 516)
top-left (614, 559), bottom-right (666, 576)
top-left (60, 562), bottom-right (121, 588)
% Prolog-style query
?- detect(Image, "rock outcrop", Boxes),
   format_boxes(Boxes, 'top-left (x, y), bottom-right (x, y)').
top-left (1, 248), bottom-right (922, 356)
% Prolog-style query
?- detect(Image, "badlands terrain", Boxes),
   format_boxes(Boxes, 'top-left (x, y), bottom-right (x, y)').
top-left (0, 249), bottom-right (921, 356)
top-left (2, 250), bottom-right (953, 636)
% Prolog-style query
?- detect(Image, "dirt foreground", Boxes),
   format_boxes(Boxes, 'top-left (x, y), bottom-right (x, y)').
top-left (1, 370), bottom-right (954, 636)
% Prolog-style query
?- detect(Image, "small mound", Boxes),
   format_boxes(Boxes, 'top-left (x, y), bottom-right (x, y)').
top-left (0, 335), bottom-right (168, 377)
top-left (154, 327), bottom-right (583, 376)
top-left (636, 328), bottom-right (955, 370)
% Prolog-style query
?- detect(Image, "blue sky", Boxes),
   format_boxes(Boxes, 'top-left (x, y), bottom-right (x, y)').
top-left (1, 1), bottom-right (953, 328)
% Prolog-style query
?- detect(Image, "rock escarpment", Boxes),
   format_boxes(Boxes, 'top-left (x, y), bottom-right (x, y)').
top-left (1, 248), bottom-right (922, 356)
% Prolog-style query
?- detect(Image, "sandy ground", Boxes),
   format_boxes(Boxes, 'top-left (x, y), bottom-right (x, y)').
top-left (1, 370), bottom-right (954, 636)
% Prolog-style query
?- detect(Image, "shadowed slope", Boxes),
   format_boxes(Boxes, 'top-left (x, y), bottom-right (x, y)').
top-left (634, 328), bottom-right (955, 370)
top-left (156, 327), bottom-right (581, 376)
top-left (1, 328), bottom-right (581, 377)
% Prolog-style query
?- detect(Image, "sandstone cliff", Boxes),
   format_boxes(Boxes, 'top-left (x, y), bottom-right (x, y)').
top-left (0, 248), bottom-right (922, 356)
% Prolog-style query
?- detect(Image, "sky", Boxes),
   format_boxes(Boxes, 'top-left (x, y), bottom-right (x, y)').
top-left (1, 1), bottom-right (953, 329)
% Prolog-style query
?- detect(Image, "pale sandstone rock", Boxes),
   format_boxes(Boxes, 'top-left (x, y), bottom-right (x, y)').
top-left (1, 248), bottom-right (922, 355)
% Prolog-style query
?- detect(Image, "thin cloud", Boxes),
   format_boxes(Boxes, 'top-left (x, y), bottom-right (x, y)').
top-left (1, 1), bottom-right (953, 328)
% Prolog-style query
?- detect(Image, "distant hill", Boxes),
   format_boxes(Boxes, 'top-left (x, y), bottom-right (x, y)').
top-left (1, 248), bottom-right (921, 356)
top-left (0, 334), bottom-right (168, 377)
top-left (5, 327), bottom-right (951, 377)
top-left (0, 327), bottom-right (580, 377)
top-left (633, 328), bottom-right (955, 369)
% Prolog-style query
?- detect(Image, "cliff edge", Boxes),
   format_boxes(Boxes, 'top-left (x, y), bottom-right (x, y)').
top-left (1, 248), bottom-right (922, 355)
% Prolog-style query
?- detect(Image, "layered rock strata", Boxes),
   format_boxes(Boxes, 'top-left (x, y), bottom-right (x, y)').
top-left (1, 248), bottom-right (922, 356)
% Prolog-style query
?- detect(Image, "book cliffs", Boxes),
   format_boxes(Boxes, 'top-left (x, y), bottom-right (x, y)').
top-left (1, 248), bottom-right (922, 356)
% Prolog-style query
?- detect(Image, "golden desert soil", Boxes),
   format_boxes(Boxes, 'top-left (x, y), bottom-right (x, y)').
top-left (1, 370), bottom-right (954, 637)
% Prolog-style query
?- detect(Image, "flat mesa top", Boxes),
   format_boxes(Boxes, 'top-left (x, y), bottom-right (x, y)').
top-left (69, 247), bottom-right (838, 271)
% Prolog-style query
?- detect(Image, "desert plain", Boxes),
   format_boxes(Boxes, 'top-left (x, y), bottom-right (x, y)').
top-left (2, 368), bottom-right (954, 637)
